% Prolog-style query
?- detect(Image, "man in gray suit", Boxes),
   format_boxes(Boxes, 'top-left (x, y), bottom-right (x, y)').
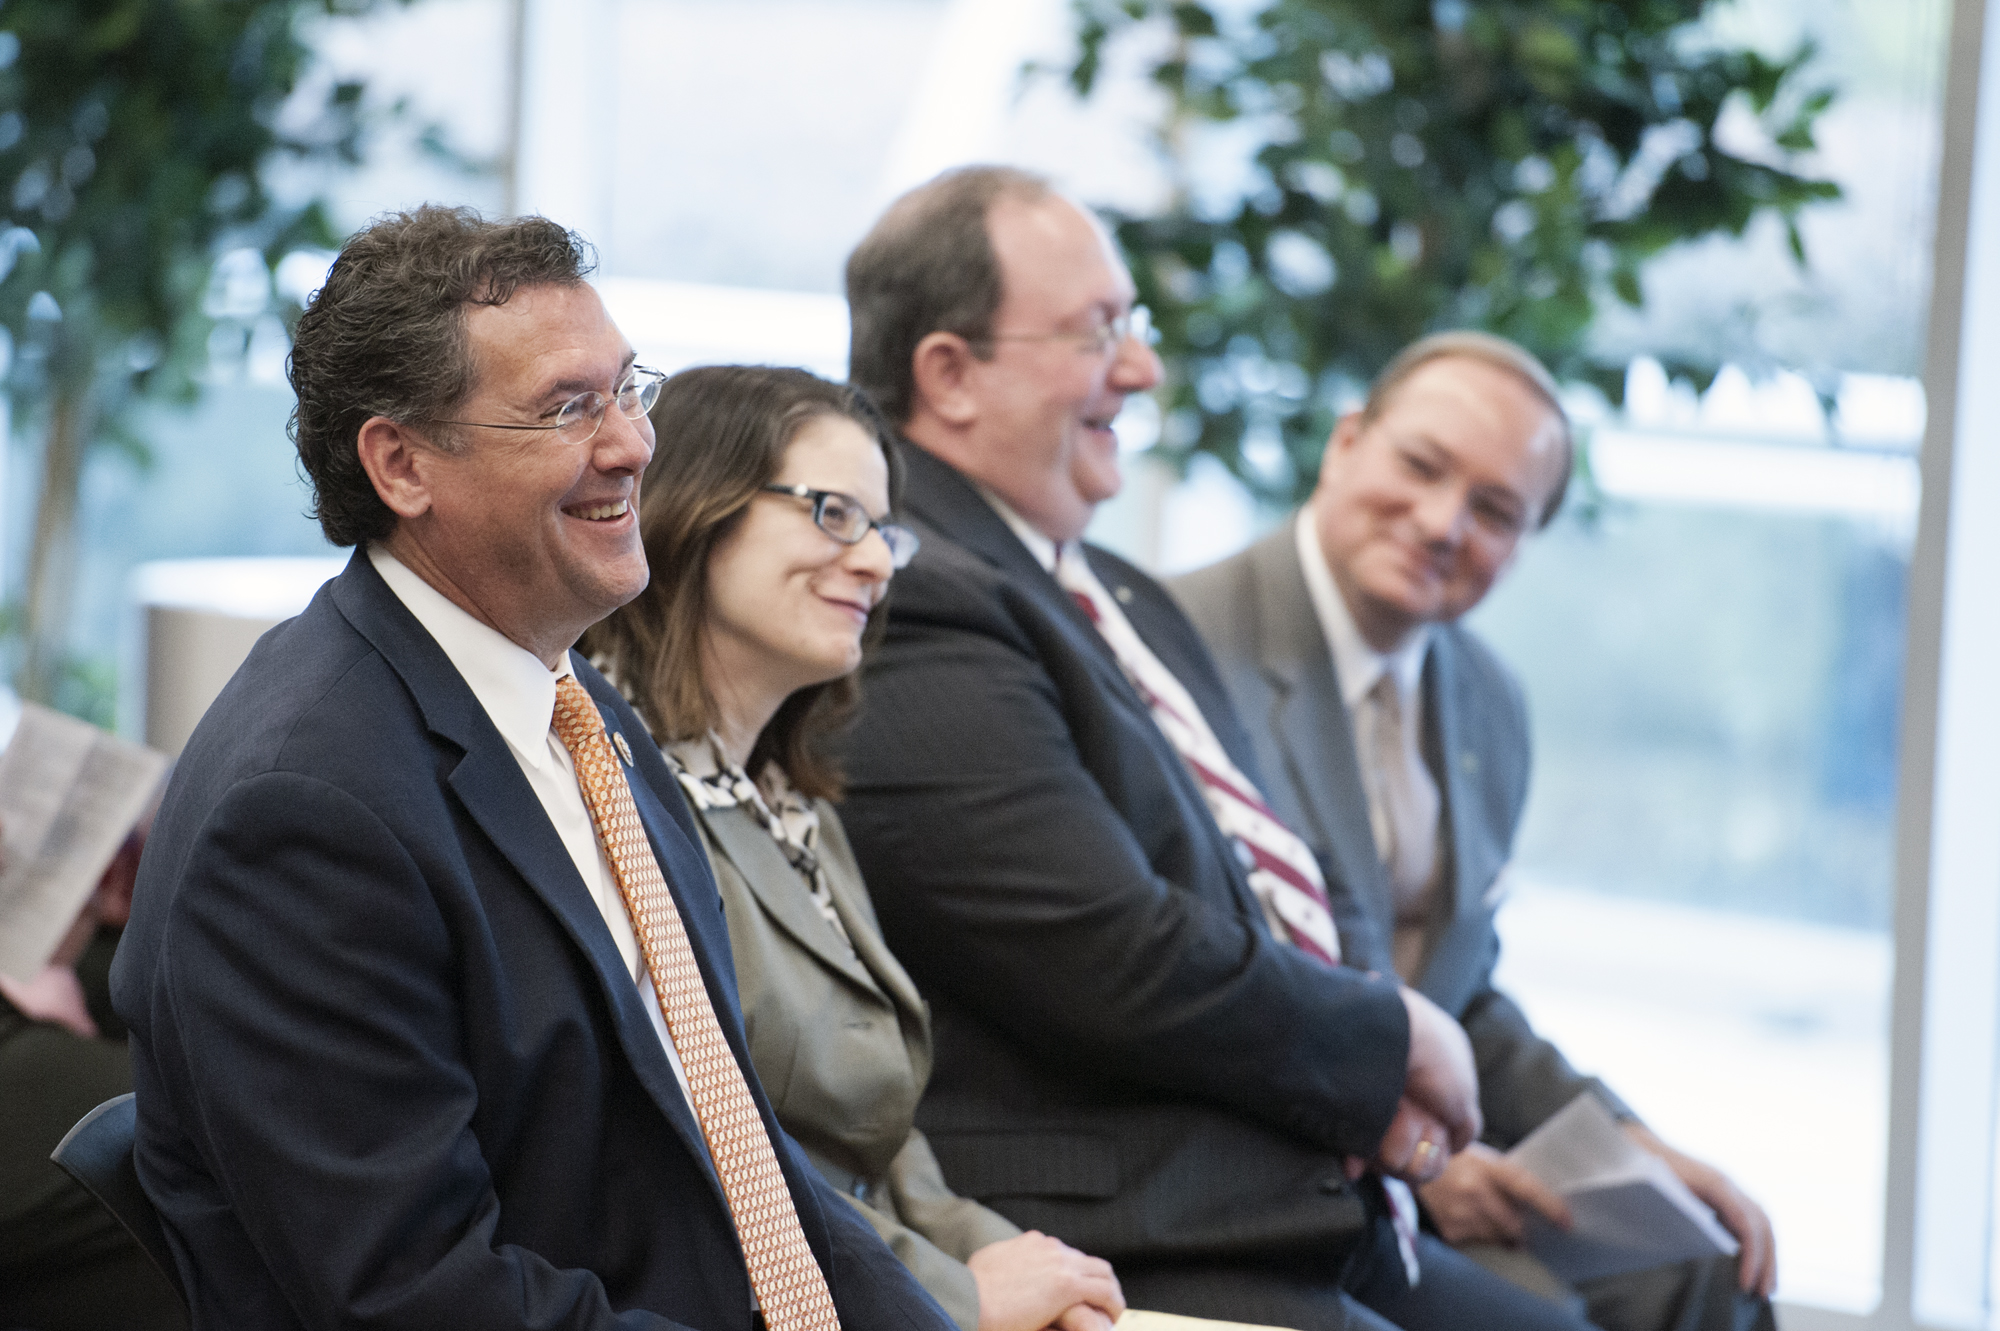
top-left (1171, 332), bottom-right (1776, 1331)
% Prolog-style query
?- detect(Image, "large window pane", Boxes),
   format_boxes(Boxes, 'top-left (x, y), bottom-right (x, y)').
top-left (1475, 506), bottom-right (1906, 930)
top-left (1471, 498), bottom-right (1908, 1312)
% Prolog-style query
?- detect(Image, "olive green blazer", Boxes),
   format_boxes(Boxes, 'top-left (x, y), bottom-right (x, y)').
top-left (685, 785), bottom-right (1019, 1331)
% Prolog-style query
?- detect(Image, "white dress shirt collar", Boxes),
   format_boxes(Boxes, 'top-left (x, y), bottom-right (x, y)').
top-left (1293, 509), bottom-right (1429, 713)
top-left (979, 487), bottom-right (1062, 574)
top-left (368, 545), bottom-right (572, 772)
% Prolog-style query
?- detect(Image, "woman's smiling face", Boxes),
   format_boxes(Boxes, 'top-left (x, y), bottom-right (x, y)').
top-left (700, 413), bottom-right (896, 708)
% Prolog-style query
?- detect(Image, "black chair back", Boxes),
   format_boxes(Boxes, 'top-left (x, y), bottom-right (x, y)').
top-left (50, 1092), bottom-right (189, 1307)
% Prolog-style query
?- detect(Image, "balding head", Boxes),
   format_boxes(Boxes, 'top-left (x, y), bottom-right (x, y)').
top-left (846, 165), bottom-right (1054, 427)
top-left (845, 167), bottom-right (1163, 543)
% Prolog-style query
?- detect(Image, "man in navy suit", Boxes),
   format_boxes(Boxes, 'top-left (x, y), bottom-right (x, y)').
top-left (112, 206), bottom-right (951, 1331)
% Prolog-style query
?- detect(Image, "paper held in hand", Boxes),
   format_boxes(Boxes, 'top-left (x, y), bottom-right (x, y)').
top-left (1508, 1091), bottom-right (1739, 1284)
top-left (0, 703), bottom-right (169, 982)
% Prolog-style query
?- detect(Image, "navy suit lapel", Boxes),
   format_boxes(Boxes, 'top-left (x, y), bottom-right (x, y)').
top-left (326, 555), bottom-right (727, 1199)
top-left (619, 737), bottom-right (746, 1030)
top-left (612, 693), bottom-right (844, 1253)
top-left (443, 734), bottom-right (724, 1185)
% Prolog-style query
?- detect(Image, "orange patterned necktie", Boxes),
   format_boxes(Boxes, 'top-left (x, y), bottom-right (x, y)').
top-left (551, 676), bottom-right (841, 1331)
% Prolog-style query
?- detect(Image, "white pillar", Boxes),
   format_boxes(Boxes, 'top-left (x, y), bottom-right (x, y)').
top-left (1881, 0), bottom-right (2000, 1325)
top-left (512, 0), bottom-right (620, 265)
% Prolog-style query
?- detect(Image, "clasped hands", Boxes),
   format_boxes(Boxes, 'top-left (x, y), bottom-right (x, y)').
top-left (1345, 988), bottom-right (1480, 1187)
top-left (968, 1229), bottom-right (1124, 1331)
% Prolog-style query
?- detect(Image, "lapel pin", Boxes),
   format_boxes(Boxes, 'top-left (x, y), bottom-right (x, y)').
top-left (1459, 752), bottom-right (1479, 776)
top-left (613, 732), bottom-right (634, 766)
top-left (1114, 585), bottom-right (1135, 604)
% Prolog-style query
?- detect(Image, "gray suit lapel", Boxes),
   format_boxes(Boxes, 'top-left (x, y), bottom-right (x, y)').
top-left (1424, 637), bottom-right (1494, 924)
top-left (1414, 636), bottom-right (1504, 1014)
top-left (704, 797), bottom-right (932, 1089)
top-left (814, 810), bottom-right (929, 1028)
top-left (702, 804), bottom-right (880, 993)
top-left (1247, 531), bottom-right (1396, 946)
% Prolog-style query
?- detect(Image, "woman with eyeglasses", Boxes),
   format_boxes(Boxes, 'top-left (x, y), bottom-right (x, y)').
top-left (583, 365), bottom-right (1124, 1331)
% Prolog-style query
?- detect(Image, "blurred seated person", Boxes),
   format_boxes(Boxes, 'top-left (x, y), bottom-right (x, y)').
top-left (1170, 332), bottom-right (1775, 1331)
top-left (581, 364), bottom-right (1125, 1331)
top-left (1, 816), bottom-right (185, 1331)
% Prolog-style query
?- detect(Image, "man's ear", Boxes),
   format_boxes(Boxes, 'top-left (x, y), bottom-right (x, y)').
top-left (1316, 411), bottom-right (1365, 490)
top-left (909, 331), bottom-right (982, 428)
top-left (355, 416), bottom-right (439, 520)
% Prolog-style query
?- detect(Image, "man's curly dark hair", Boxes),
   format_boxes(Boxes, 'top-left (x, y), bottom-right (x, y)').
top-left (289, 205), bottom-right (594, 547)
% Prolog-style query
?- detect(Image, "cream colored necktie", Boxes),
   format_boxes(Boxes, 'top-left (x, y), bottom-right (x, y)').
top-left (552, 676), bottom-right (840, 1331)
top-left (1358, 670), bottom-right (1442, 1285)
top-left (1364, 671), bottom-right (1440, 908)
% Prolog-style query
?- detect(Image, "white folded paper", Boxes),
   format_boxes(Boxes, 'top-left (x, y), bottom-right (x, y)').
top-left (1508, 1091), bottom-right (1739, 1283)
top-left (0, 704), bottom-right (169, 982)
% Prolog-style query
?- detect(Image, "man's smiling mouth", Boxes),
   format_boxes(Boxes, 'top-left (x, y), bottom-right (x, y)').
top-left (566, 499), bottom-right (630, 521)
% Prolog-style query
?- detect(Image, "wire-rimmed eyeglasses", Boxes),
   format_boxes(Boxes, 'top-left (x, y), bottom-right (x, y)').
top-left (974, 305), bottom-right (1156, 358)
top-left (435, 365), bottom-right (668, 446)
top-left (760, 484), bottom-right (921, 569)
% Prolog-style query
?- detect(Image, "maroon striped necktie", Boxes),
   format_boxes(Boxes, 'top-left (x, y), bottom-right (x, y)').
top-left (1056, 548), bottom-right (1339, 965)
top-left (1055, 550), bottom-right (1428, 1283)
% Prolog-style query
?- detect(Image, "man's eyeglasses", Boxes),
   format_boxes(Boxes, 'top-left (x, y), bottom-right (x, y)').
top-left (760, 484), bottom-right (921, 569)
top-left (436, 365), bottom-right (668, 446)
top-left (974, 306), bottom-right (1156, 358)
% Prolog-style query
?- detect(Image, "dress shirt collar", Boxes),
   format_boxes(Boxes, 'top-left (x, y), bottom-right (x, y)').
top-left (368, 545), bottom-right (575, 771)
top-left (978, 487), bottom-right (1062, 574)
top-left (1293, 509), bottom-right (1429, 712)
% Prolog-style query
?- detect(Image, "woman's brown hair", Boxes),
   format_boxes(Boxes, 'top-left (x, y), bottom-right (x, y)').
top-left (581, 364), bottom-right (903, 799)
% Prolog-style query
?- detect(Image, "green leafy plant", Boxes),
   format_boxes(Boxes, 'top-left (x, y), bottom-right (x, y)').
top-left (0, 0), bottom-right (401, 713)
top-left (1064, 0), bottom-right (1842, 503)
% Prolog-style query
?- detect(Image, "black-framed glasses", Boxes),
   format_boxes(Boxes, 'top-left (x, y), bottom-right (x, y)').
top-left (436, 365), bottom-right (667, 446)
top-left (974, 305), bottom-right (1156, 358)
top-left (760, 484), bottom-right (920, 569)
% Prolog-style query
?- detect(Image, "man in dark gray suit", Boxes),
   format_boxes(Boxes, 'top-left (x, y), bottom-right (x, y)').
top-left (1170, 332), bottom-right (1776, 1331)
top-left (837, 167), bottom-right (1608, 1331)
